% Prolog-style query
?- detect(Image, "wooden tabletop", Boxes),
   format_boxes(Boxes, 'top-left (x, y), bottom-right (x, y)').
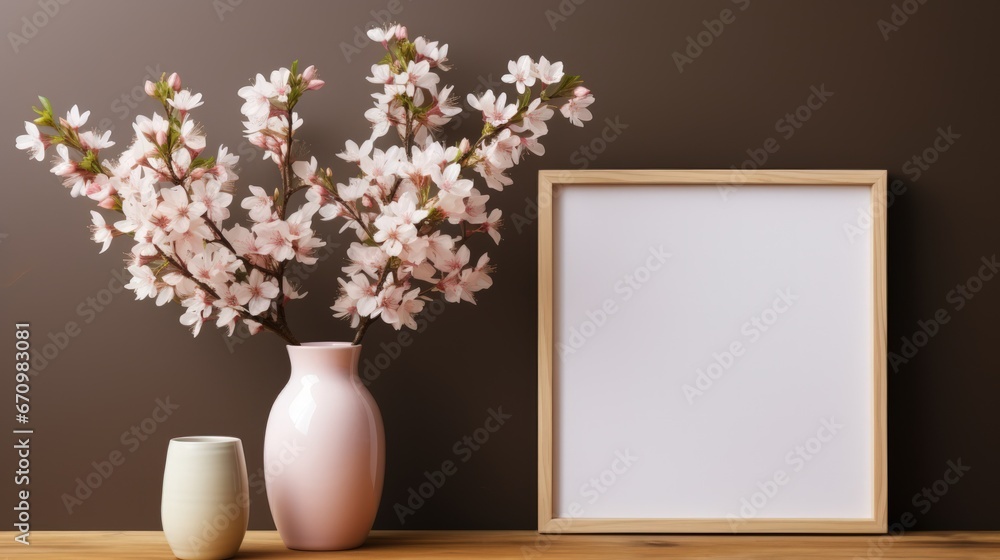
top-left (5, 531), bottom-right (1000, 559)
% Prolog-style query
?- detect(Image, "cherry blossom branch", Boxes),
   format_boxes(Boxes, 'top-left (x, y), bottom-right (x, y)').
top-left (272, 105), bottom-right (302, 332)
top-left (162, 163), bottom-right (278, 278)
top-left (157, 246), bottom-right (299, 345)
top-left (351, 264), bottom-right (392, 345)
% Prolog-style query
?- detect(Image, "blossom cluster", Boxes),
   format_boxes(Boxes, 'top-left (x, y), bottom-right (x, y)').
top-left (316, 24), bottom-right (595, 342)
top-left (16, 66), bottom-right (325, 343)
top-left (16, 24), bottom-right (594, 345)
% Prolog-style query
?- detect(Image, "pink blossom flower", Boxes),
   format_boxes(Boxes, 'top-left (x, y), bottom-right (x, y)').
top-left (482, 208), bottom-right (502, 245)
top-left (159, 185), bottom-right (207, 233)
top-left (191, 178), bottom-right (233, 224)
top-left (244, 269), bottom-right (279, 316)
top-left (252, 219), bottom-right (297, 262)
top-left (513, 98), bottom-right (554, 136)
top-left (341, 274), bottom-right (379, 317)
top-left (560, 88), bottom-right (595, 127)
top-left (167, 72), bottom-right (182, 92)
top-left (241, 185), bottom-right (274, 222)
top-left (301, 65), bottom-right (325, 91)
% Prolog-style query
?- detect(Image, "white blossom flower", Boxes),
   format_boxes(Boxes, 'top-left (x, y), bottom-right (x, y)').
top-left (502, 55), bottom-right (537, 94)
top-left (337, 139), bottom-right (373, 163)
top-left (167, 90), bottom-right (204, 114)
top-left (16, 122), bottom-right (47, 161)
top-left (79, 130), bottom-right (115, 151)
top-left (395, 59), bottom-right (439, 97)
top-left (467, 90), bottom-right (517, 127)
top-left (89, 211), bottom-right (115, 253)
top-left (560, 87), bottom-right (595, 127)
top-left (533, 56), bottom-right (564, 85)
top-left (64, 105), bottom-right (90, 129)
top-left (125, 265), bottom-right (158, 300)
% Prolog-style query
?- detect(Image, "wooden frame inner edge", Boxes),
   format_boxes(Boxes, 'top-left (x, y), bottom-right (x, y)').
top-left (537, 169), bottom-right (888, 534)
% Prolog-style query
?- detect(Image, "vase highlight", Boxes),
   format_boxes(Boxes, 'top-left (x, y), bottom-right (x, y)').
top-left (264, 342), bottom-right (385, 550)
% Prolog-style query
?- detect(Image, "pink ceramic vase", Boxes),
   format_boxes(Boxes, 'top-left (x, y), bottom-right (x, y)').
top-left (264, 342), bottom-right (385, 550)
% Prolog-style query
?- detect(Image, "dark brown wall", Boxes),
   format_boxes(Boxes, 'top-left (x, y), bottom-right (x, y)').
top-left (3, 0), bottom-right (998, 531)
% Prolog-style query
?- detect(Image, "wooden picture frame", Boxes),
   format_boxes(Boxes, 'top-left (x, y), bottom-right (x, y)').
top-left (537, 170), bottom-right (886, 533)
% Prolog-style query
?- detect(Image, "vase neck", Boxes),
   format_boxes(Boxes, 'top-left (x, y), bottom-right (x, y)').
top-left (286, 342), bottom-right (361, 379)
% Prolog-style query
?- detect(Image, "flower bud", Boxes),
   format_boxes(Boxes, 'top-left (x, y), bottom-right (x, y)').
top-left (459, 138), bottom-right (471, 153)
top-left (167, 72), bottom-right (182, 92)
top-left (573, 86), bottom-right (591, 98)
top-left (98, 197), bottom-right (117, 209)
top-left (144, 80), bottom-right (157, 97)
top-left (395, 26), bottom-right (408, 40)
top-left (302, 65), bottom-right (317, 82)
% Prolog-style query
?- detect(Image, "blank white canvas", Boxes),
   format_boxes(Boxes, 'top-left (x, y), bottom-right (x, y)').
top-left (553, 184), bottom-right (874, 520)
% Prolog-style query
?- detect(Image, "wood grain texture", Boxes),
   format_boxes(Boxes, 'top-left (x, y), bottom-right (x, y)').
top-left (536, 169), bottom-right (888, 533)
top-left (5, 531), bottom-right (1000, 559)
top-left (871, 171), bottom-right (889, 533)
top-left (537, 172), bottom-right (555, 532)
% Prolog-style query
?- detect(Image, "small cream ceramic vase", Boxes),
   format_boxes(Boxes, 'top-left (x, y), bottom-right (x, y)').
top-left (264, 342), bottom-right (385, 550)
top-left (161, 436), bottom-right (249, 560)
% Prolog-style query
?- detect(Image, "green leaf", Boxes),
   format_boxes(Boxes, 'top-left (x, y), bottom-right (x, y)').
top-left (190, 156), bottom-right (216, 169)
top-left (518, 88), bottom-right (532, 110)
top-left (38, 96), bottom-right (53, 114)
top-left (291, 59), bottom-right (299, 76)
